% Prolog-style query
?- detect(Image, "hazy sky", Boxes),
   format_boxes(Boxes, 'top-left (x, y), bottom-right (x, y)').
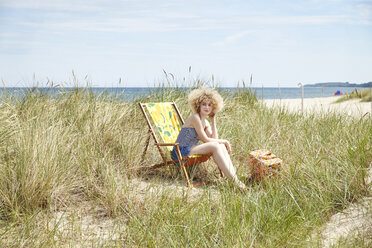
top-left (0, 0), bottom-right (371, 87)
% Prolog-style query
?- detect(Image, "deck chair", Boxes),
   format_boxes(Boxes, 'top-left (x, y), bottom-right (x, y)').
top-left (139, 102), bottom-right (220, 187)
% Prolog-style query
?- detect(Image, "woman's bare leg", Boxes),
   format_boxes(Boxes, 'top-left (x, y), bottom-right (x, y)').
top-left (217, 143), bottom-right (237, 178)
top-left (190, 142), bottom-right (241, 184)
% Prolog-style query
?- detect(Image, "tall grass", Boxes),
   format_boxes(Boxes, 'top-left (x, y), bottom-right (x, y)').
top-left (0, 85), bottom-right (370, 247)
top-left (335, 88), bottom-right (372, 102)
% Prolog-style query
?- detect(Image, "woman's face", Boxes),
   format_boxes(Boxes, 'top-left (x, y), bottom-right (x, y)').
top-left (199, 100), bottom-right (213, 117)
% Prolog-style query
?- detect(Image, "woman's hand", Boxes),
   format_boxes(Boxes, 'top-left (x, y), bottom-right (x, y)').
top-left (221, 139), bottom-right (231, 154)
top-left (209, 112), bottom-right (216, 123)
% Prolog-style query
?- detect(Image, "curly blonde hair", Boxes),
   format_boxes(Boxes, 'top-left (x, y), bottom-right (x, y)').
top-left (188, 87), bottom-right (224, 115)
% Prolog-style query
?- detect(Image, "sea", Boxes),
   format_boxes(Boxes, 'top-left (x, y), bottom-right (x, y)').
top-left (0, 86), bottom-right (368, 101)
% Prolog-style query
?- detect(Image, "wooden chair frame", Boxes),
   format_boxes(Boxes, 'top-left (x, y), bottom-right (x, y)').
top-left (139, 102), bottom-right (215, 187)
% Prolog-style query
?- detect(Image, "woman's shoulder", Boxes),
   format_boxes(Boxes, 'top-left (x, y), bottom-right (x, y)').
top-left (189, 113), bottom-right (200, 120)
top-left (189, 114), bottom-right (209, 129)
top-left (183, 113), bottom-right (200, 128)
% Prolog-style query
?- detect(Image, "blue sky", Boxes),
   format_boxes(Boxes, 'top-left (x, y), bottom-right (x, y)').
top-left (0, 0), bottom-right (371, 87)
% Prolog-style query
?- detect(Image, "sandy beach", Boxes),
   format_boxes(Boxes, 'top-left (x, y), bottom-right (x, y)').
top-left (264, 96), bottom-right (372, 118)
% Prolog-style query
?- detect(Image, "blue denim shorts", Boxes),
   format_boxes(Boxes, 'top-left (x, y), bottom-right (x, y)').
top-left (171, 146), bottom-right (191, 160)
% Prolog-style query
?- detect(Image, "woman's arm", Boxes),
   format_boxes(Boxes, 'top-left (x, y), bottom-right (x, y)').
top-left (204, 116), bottom-right (218, 139)
top-left (209, 114), bottom-right (218, 139)
top-left (191, 114), bottom-right (231, 153)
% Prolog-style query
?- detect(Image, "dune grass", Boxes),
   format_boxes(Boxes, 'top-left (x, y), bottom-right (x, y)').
top-left (0, 85), bottom-right (371, 247)
top-left (335, 88), bottom-right (372, 102)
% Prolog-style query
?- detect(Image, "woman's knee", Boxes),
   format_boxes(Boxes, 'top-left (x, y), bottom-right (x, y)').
top-left (218, 143), bottom-right (228, 153)
top-left (210, 142), bottom-right (222, 153)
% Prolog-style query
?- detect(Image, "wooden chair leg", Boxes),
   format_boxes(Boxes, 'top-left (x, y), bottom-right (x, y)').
top-left (175, 145), bottom-right (191, 188)
top-left (140, 130), bottom-right (151, 165)
top-left (180, 163), bottom-right (191, 188)
top-left (219, 169), bottom-right (224, 178)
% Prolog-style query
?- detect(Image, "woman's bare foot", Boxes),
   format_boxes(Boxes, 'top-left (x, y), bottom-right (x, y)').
top-left (235, 180), bottom-right (247, 191)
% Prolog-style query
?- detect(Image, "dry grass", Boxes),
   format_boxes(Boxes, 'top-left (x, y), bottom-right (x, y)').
top-left (0, 85), bottom-right (371, 247)
top-left (335, 88), bottom-right (372, 102)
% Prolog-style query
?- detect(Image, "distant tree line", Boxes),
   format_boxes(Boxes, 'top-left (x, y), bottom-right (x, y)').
top-left (305, 82), bottom-right (372, 87)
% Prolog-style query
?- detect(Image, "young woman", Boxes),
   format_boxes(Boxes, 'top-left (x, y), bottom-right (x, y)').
top-left (171, 87), bottom-right (246, 189)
